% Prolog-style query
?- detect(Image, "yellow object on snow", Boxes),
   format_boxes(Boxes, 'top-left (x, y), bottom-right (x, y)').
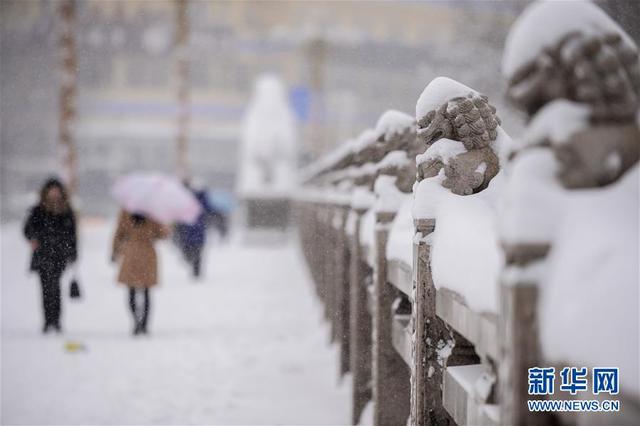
top-left (64, 341), bottom-right (87, 353)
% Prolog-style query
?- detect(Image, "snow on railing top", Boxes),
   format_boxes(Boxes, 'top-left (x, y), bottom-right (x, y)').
top-left (376, 151), bottom-right (411, 177)
top-left (374, 110), bottom-right (415, 141)
top-left (298, 138), bottom-right (356, 183)
top-left (351, 128), bottom-right (379, 155)
top-left (416, 172), bottom-right (505, 314)
top-left (351, 186), bottom-right (376, 211)
top-left (373, 175), bottom-right (407, 215)
top-left (386, 197), bottom-right (414, 266)
top-left (300, 109), bottom-right (417, 184)
top-left (538, 164), bottom-right (639, 397)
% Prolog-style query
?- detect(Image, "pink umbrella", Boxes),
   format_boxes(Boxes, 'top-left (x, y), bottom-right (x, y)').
top-left (111, 172), bottom-right (202, 225)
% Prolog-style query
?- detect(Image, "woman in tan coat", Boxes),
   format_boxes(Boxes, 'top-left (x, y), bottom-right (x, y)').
top-left (111, 211), bottom-right (169, 335)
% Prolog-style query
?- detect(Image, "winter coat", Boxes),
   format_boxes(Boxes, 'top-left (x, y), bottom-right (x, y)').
top-left (175, 191), bottom-right (214, 249)
top-left (111, 211), bottom-right (168, 288)
top-left (24, 205), bottom-right (77, 273)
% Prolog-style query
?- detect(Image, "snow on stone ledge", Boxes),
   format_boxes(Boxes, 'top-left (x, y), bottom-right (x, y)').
top-left (415, 77), bottom-right (479, 121)
top-left (502, 0), bottom-right (638, 78)
top-left (299, 137), bottom-right (356, 182)
top-left (379, 150), bottom-right (410, 170)
top-left (374, 109), bottom-right (415, 140)
top-left (293, 183), bottom-right (352, 205)
top-left (351, 186), bottom-right (376, 211)
top-left (386, 196), bottom-right (414, 266)
top-left (352, 128), bottom-right (379, 153)
top-left (352, 162), bottom-right (378, 180)
top-left (345, 210), bottom-right (357, 237)
top-left (499, 148), bottom-right (564, 246)
top-left (359, 208), bottom-right (375, 252)
top-left (539, 164), bottom-right (639, 398)
top-left (413, 171), bottom-right (505, 313)
top-left (374, 175), bottom-right (405, 214)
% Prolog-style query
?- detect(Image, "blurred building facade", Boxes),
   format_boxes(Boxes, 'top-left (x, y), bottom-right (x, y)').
top-left (1, 0), bottom-right (546, 220)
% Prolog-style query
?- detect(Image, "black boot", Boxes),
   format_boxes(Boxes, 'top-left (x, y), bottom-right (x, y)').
top-left (140, 289), bottom-right (150, 334)
top-left (193, 252), bottom-right (202, 278)
top-left (133, 322), bottom-right (142, 336)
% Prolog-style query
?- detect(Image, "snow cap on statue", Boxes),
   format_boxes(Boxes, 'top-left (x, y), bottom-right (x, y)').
top-left (415, 77), bottom-right (478, 122)
top-left (502, 0), bottom-right (640, 119)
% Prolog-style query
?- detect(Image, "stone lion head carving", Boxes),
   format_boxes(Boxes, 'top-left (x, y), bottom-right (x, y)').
top-left (506, 31), bottom-right (640, 121)
top-left (416, 89), bottom-right (502, 195)
top-left (503, 1), bottom-right (640, 188)
top-left (417, 93), bottom-right (501, 151)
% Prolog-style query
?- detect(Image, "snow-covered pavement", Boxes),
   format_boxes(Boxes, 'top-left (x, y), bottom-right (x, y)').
top-left (1, 220), bottom-right (350, 425)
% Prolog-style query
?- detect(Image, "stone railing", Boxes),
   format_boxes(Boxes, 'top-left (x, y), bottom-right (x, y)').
top-left (296, 3), bottom-right (639, 426)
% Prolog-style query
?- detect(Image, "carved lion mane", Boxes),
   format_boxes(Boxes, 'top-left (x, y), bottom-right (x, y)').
top-left (417, 93), bottom-right (501, 151)
top-left (507, 31), bottom-right (640, 121)
top-left (416, 92), bottom-right (502, 195)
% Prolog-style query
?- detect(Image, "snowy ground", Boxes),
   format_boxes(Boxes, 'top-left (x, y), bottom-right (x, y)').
top-left (1, 219), bottom-right (351, 425)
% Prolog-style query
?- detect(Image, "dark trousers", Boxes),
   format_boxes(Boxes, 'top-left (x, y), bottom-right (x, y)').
top-left (39, 268), bottom-right (62, 327)
top-left (184, 245), bottom-right (203, 277)
top-left (129, 288), bottom-right (150, 329)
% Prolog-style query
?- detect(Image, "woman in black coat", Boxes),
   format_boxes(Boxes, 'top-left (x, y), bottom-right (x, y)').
top-left (24, 178), bottom-right (77, 333)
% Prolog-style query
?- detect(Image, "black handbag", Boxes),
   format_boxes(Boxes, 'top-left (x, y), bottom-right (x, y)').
top-left (69, 263), bottom-right (81, 299)
top-left (69, 278), bottom-right (81, 299)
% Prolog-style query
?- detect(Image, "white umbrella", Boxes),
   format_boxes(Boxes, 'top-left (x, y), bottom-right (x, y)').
top-left (111, 172), bottom-right (202, 225)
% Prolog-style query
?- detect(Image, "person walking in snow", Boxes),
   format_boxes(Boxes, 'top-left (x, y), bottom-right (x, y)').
top-left (24, 178), bottom-right (78, 334)
top-left (175, 181), bottom-right (226, 279)
top-left (111, 210), bottom-right (169, 335)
